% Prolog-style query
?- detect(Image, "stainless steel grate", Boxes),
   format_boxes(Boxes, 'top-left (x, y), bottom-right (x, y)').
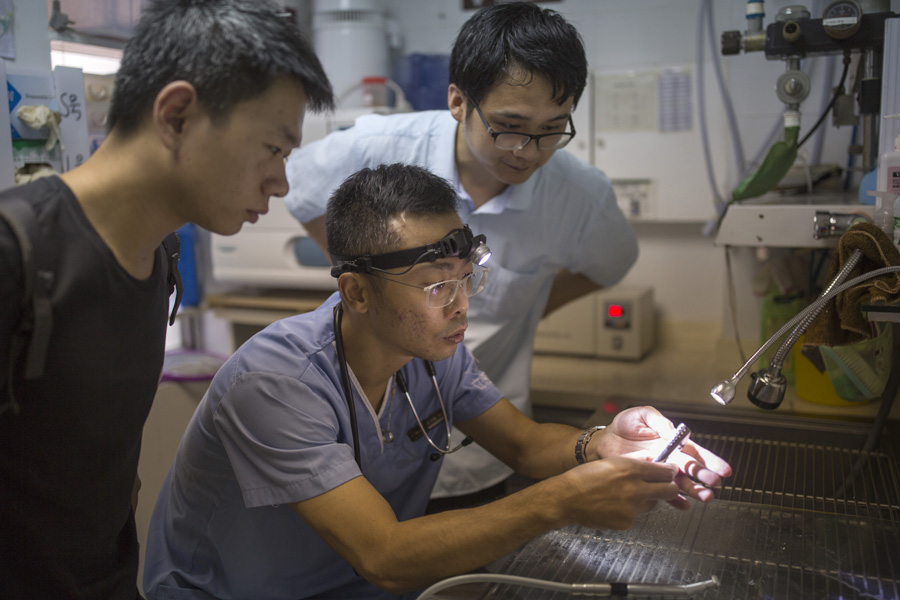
top-left (442, 430), bottom-right (900, 599)
top-left (480, 504), bottom-right (900, 599)
top-left (694, 431), bottom-right (900, 522)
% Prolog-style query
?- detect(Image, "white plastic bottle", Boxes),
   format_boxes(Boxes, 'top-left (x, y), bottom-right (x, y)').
top-left (894, 192), bottom-right (900, 248)
top-left (874, 192), bottom-right (894, 237)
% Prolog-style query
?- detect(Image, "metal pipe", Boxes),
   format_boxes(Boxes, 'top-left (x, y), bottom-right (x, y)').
top-left (861, 46), bottom-right (883, 172)
top-left (416, 573), bottom-right (720, 599)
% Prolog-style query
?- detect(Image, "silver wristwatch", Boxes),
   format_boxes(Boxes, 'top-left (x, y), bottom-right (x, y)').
top-left (575, 425), bottom-right (605, 464)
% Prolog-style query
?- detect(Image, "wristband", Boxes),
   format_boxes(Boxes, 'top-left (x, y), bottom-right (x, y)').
top-left (574, 425), bottom-right (605, 464)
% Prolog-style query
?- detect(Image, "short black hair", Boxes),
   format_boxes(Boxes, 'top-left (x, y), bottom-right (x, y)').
top-left (108, 0), bottom-right (334, 135)
top-left (449, 1), bottom-right (587, 107)
top-left (326, 164), bottom-right (459, 259)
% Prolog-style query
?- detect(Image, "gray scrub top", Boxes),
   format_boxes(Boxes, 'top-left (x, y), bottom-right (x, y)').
top-left (143, 294), bottom-right (503, 600)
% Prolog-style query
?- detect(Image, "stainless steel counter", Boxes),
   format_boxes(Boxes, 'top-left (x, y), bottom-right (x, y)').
top-left (475, 501), bottom-right (898, 599)
top-left (530, 320), bottom-right (900, 422)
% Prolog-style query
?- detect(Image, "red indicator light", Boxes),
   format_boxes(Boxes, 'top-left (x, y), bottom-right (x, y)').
top-left (607, 304), bottom-right (624, 318)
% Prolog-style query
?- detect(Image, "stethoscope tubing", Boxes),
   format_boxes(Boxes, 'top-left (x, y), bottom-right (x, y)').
top-left (394, 362), bottom-right (459, 458)
top-left (333, 304), bottom-right (362, 467)
top-left (333, 303), bottom-right (469, 468)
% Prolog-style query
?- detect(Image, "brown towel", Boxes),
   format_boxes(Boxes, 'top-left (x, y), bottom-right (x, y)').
top-left (803, 222), bottom-right (900, 348)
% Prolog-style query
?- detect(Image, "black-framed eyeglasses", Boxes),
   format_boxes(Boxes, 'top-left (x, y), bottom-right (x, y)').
top-left (468, 96), bottom-right (576, 151)
top-left (367, 266), bottom-right (490, 308)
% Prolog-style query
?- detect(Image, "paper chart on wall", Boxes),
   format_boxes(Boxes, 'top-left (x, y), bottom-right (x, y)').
top-left (592, 64), bottom-right (729, 223)
top-left (0, 0), bottom-right (13, 60)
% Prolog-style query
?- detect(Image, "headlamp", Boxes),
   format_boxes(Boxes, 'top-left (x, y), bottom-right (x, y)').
top-left (330, 225), bottom-right (491, 278)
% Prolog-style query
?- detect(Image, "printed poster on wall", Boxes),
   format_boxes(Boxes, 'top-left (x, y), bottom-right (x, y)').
top-left (0, 0), bottom-right (13, 60)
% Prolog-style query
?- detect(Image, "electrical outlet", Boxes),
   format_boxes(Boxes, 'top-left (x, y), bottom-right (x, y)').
top-left (612, 178), bottom-right (655, 220)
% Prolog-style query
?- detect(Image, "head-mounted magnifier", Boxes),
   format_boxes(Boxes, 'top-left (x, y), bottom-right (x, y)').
top-left (330, 225), bottom-right (491, 278)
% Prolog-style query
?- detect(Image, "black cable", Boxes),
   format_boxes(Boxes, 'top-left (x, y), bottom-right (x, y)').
top-left (333, 304), bottom-right (361, 467)
top-left (798, 53), bottom-right (851, 149)
top-left (724, 246), bottom-right (748, 365)
top-left (809, 248), bottom-right (832, 297)
top-left (835, 322), bottom-right (900, 500)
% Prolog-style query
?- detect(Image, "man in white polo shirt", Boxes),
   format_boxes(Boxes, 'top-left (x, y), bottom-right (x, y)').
top-left (284, 1), bottom-right (638, 509)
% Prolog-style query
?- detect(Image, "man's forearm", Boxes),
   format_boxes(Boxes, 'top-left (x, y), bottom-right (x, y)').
top-left (543, 270), bottom-right (601, 317)
top-left (365, 476), bottom-right (571, 593)
top-left (297, 436), bottom-right (681, 595)
top-left (459, 402), bottom-right (591, 481)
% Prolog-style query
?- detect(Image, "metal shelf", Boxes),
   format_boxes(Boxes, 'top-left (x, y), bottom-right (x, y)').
top-left (715, 194), bottom-right (875, 248)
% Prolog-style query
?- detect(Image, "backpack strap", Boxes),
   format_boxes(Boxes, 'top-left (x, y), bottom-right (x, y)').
top-left (0, 198), bottom-right (54, 382)
top-left (0, 206), bottom-right (184, 417)
top-left (162, 231), bottom-right (183, 326)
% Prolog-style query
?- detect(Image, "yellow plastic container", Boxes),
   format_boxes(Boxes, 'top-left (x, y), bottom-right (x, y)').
top-left (792, 335), bottom-right (862, 406)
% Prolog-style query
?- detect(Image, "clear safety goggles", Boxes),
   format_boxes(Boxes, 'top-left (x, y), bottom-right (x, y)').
top-left (367, 265), bottom-right (490, 308)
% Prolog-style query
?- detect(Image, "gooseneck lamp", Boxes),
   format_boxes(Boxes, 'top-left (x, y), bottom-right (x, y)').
top-left (711, 253), bottom-right (900, 409)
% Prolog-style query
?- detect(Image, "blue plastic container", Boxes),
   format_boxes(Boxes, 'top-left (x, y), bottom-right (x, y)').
top-left (394, 54), bottom-right (450, 111)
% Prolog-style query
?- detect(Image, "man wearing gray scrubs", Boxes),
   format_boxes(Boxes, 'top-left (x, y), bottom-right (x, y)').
top-left (284, 2), bottom-right (639, 509)
top-left (143, 164), bottom-right (730, 600)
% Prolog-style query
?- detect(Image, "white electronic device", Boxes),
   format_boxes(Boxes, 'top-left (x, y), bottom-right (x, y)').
top-left (534, 286), bottom-right (656, 360)
top-left (209, 196), bottom-right (336, 290)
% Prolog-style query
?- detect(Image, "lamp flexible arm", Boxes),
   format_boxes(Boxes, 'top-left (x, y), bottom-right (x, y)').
top-left (766, 249), bottom-right (863, 374)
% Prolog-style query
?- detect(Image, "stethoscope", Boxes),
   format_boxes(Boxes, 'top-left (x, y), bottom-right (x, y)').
top-left (333, 304), bottom-right (473, 467)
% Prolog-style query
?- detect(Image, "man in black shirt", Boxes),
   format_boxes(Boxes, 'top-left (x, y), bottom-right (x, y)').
top-left (0, 1), bottom-right (333, 598)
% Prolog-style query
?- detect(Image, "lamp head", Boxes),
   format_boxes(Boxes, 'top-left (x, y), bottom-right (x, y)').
top-left (747, 369), bottom-right (786, 410)
top-left (710, 378), bottom-right (737, 405)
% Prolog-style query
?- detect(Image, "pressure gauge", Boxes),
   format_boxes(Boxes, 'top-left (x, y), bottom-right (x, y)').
top-left (822, 0), bottom-right (863, 39)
